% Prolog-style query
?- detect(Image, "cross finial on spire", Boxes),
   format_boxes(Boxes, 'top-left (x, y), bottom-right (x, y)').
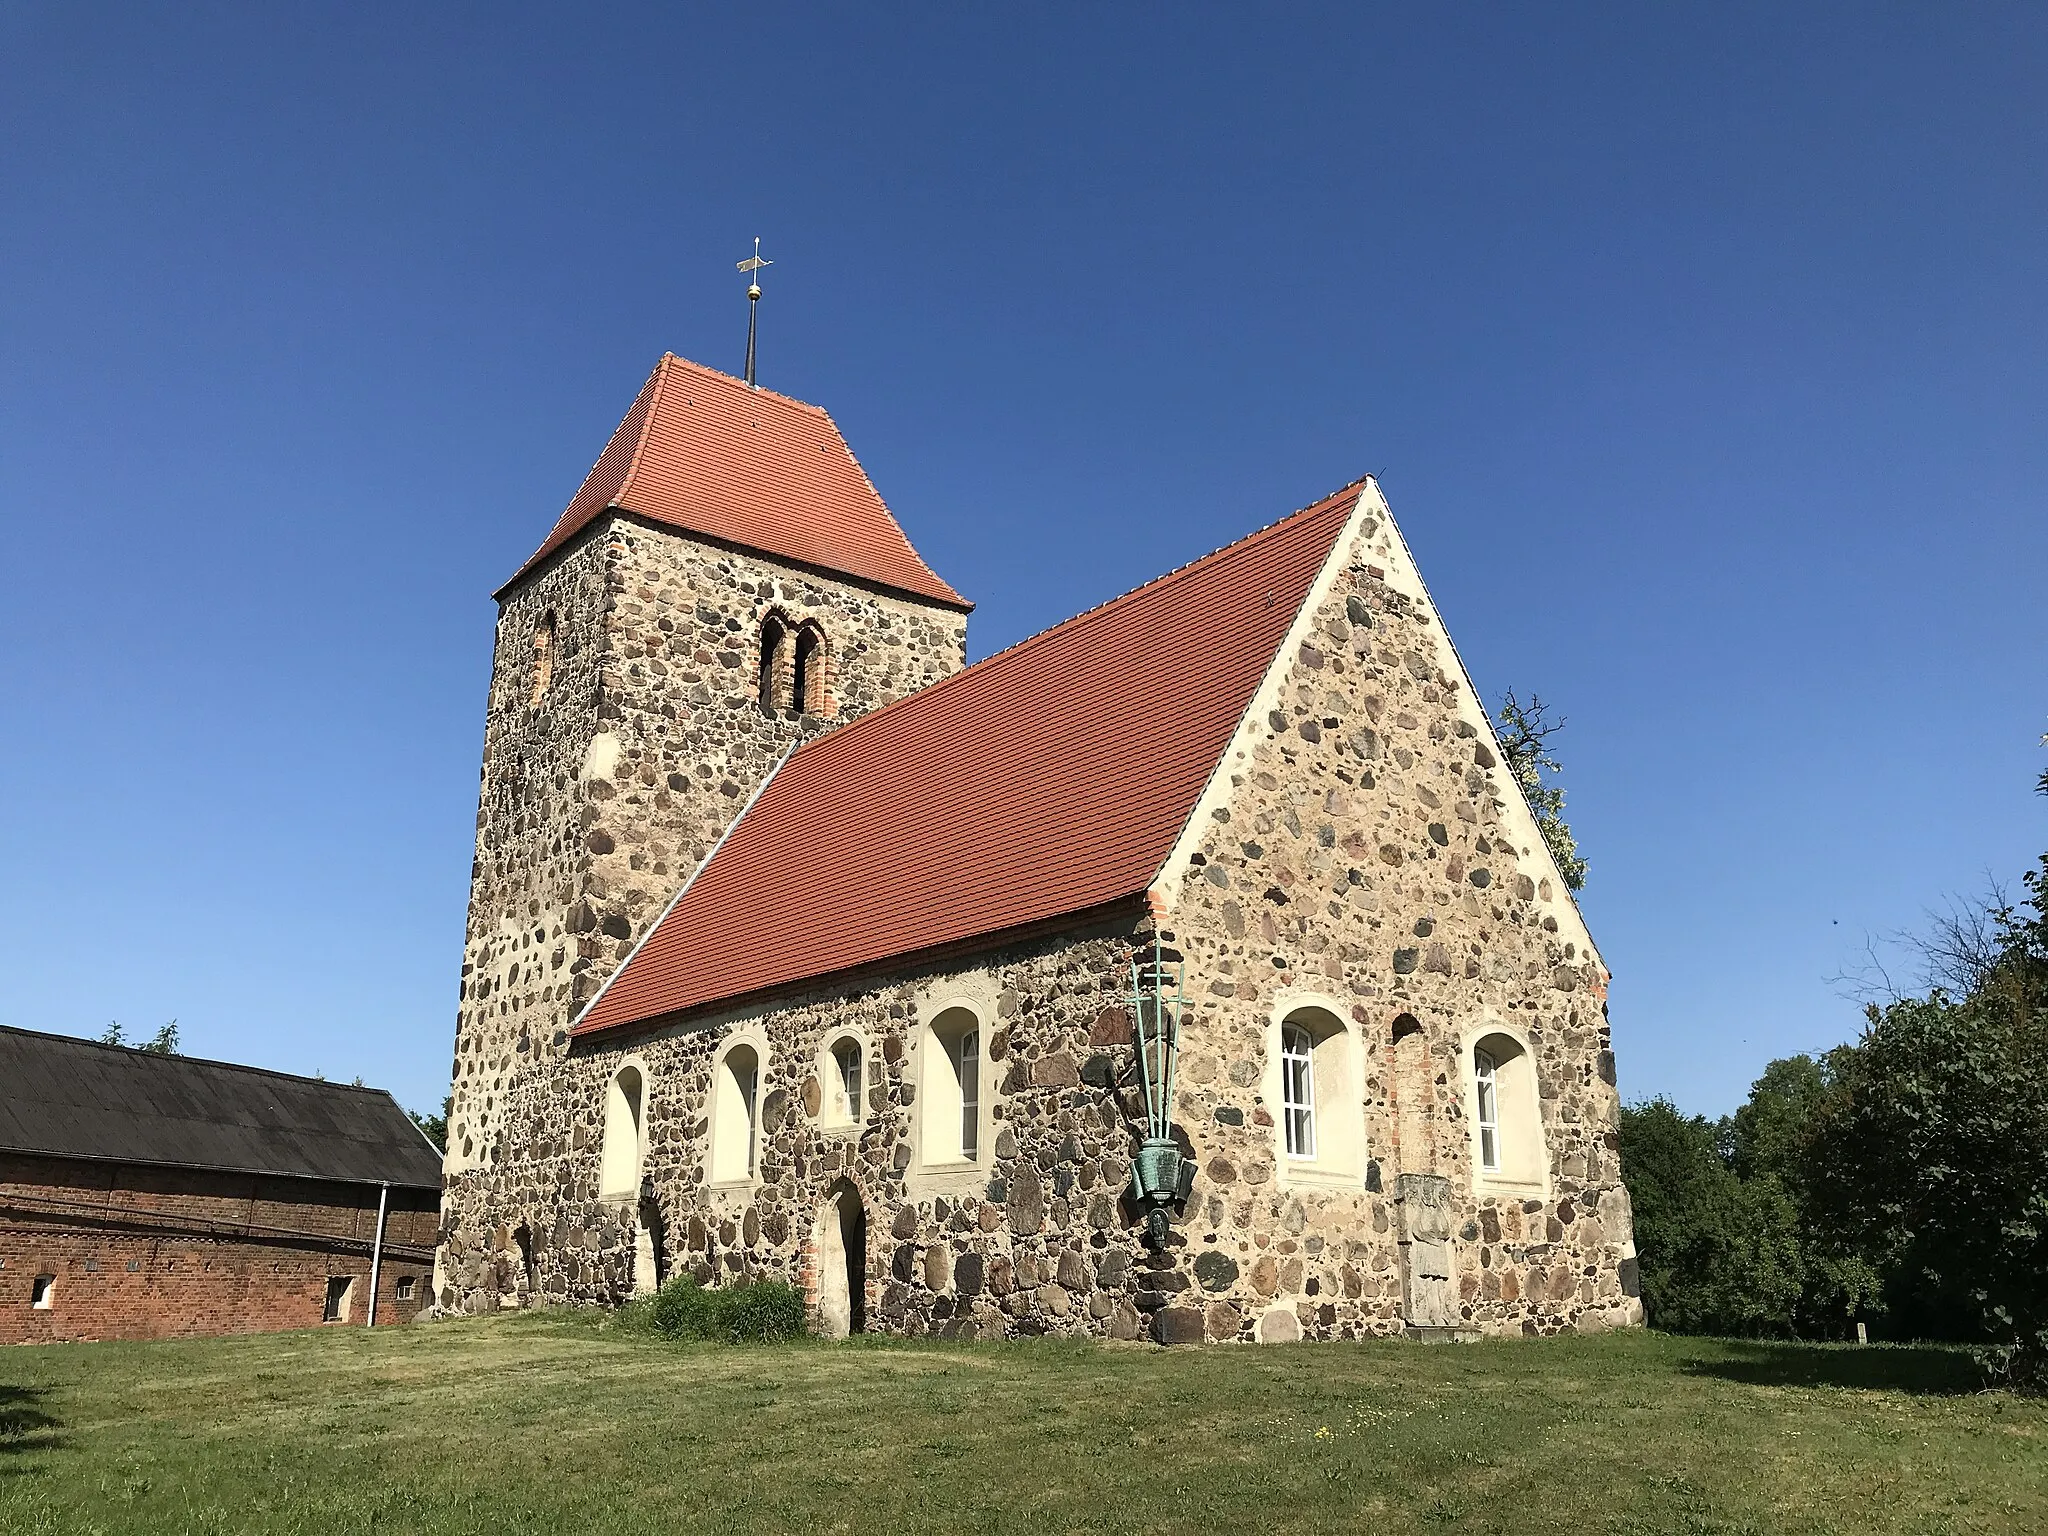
top-left (737, 238), bottom-right (772, 386)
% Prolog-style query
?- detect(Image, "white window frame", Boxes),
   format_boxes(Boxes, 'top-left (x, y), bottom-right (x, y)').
top-left (1463, 1025), bottom-right (1551, 1196)
top-left (1281, 1023), bottom-right (1317, 1159)
top-left (831, 1037), bottom-right (863, 1126)
top-left (599, 1059), bottom-right (650, 1201)
top-left (911, 1001), bottom-right (992, 1186)
top-left (955, 1027), bottom-right (980, 1161)
top-left (1264, 998), bottom-right (1367, 1188)
top-left (708, 1035), bottom-right (769, 1187)
top-left (1474, 1046), bottom-right (1500, 1173)
top-left (739, 1056), bottom-right (759, 1176)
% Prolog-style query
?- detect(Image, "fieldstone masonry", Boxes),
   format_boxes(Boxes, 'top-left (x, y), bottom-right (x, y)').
top-left (443, 512), bottom-right (966, 1178)
top-left (437, 483), bottom-right (1642, 1343)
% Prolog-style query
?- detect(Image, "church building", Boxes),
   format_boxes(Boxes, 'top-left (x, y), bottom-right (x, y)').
top-left (433, 352), bottom-right (1642, 1343)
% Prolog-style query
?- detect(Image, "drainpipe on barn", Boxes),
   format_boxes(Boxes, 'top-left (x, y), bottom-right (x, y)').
top-left (366, 1181), bottom-right (390, 1326)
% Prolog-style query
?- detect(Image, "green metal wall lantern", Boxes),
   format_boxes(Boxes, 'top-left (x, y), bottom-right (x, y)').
top-left (1127, 933), bottom-right (1190, 1248)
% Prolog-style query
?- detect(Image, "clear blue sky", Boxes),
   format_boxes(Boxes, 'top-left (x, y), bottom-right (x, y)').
top-left (2, 5), bottom-right (2042, 1120)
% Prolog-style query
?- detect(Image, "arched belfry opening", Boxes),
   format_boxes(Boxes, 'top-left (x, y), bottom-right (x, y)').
top-left (812, 1180), bottom-right (868, 1338)
top-left (758, 614), bottom-right (788, 713)
top-left (791, 622), bottom-right (826, 716)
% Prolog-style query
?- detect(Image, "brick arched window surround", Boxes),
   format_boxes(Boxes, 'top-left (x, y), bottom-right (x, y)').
top-left (530, 611), bottom-right (557, 707)
top-left (599, 1059), bottom-right (650, 1201)
top-left (757, 608), bottom-right (832, 719)
top-left (1265, 998), bottom-right (1366, 1188)
top-left (1463, 1024), bottom-right (1550, 1195)
top-left (758, 613), bottom-right (789, 713)
top-left (1389, 1012), bottom-right (1437, 1175)
top-left (708, 1033), bottom-right (770, 1187)
top-left (790, 620), bottom-right (830, 717)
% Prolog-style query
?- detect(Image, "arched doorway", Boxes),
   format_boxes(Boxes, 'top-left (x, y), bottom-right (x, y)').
top-left (634, 1187), bottom-right (667, 1297)
top-left (813, 1181), bottom-right (867, 1337)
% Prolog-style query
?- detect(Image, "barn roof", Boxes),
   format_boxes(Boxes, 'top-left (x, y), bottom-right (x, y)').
top-left (0, 1026), bottom-right (443, 1188)
top-left (574, 482), bottom-right (1364, 1035)
top-left (497, 353), bottom-right (970, 609)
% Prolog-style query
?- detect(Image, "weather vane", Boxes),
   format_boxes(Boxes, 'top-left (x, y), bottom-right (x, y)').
top-left (737, 238), bottom-right (772, 387)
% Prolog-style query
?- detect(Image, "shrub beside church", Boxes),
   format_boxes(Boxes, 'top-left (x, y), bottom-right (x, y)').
top-left (432, 354), bottom-right (1640, 1343)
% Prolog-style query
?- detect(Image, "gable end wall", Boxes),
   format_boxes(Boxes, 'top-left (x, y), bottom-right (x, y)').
top-left (1156, 489), bottom-right (1640, 1339)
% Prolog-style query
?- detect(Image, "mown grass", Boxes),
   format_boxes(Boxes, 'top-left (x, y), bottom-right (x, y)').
top-left (1, 1315), bottom-right (2041, 1534)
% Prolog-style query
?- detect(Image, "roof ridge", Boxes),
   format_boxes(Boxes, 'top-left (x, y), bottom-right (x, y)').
top-left (811, 400), bottom-right (963, 600)
top-left (778, 476), bottom-right (1370, 764)
top-left (0, 1023), bottom-right (401, 1098)
top-left (610, 353), bottom-right (676, 509)
top-left (657, 351), bottom-right (834, 419)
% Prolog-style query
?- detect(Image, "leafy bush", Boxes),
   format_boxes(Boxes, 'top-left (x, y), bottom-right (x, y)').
top-left (1619, 1098), bottom-right (1805, 1336)
top-left (1805, 982), bottom-right (2048, 1389)
top-left (644, 1276), bottom-right (808, 1344)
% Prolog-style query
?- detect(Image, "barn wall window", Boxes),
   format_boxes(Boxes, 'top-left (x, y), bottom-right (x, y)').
top-left (710, 1039), bottom-right (764, 1185)
top-left (758, 615), bottom-right (788, 712)
top-left (1467, 1029), bottom-right (1548, 1191)
top-left (919, 1006), bottom-right (984, 1166)
top-left (323, 1276), bottom-right (354, 1322)
top-left (529, 611), bottom-right (556, 707)
top-left (1268, 1001), bottom-right (1365, 1186)
top-left (599, 1063), bottom-right (647, 1201)
top-left (31, 1274), bottom-right (54, 1309)
top-left (395, 1275), bottom-right (416, 1302)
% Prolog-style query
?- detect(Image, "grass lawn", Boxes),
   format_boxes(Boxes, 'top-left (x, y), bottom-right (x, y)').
top-left (2, 1315), bottom-right (2041, 1535)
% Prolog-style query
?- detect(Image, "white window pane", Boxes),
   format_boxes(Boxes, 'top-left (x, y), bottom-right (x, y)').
top-left (957, 1029), bottom-right (979, 1159)
top-left (1474, 1047), bottom-right (1499, 1173)
top-left (1281, 1024), bottom-right (1317, 1158)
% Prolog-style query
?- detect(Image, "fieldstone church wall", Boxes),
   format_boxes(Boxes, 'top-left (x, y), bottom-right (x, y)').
top-left (442, 511), bottom-right (965, 1202)
top-left (1150, 495), bottom-right (1641, 1340)
top-left (437, 488), bottom-right (1640, 1342)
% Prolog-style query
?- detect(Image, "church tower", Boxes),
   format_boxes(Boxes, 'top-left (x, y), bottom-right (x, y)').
top-left (444, 354), bottom-right (971, 1177)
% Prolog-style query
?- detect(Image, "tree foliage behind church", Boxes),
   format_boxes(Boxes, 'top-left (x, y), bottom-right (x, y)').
top-left (1493, 691), bottom-right (1587, 891)
top-left (1624, 749), bottom-right (2048, 1390)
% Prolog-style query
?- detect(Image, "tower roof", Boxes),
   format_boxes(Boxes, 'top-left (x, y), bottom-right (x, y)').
top-left (574, 483), bottom-right (1365, 1036)
top-left (498, 354), bottom-right (971, 609)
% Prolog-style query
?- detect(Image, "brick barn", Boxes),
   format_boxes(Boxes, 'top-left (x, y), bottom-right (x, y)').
top-left (1, 1026), bottom-right (441, 1344)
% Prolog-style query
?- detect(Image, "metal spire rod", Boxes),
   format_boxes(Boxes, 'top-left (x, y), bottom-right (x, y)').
top-left (736, 238), bottom-right (772, 387)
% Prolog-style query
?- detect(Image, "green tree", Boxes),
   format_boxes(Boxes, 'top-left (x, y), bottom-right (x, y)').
top-left (1493, 691), bottom-right (1587, 891)
top-left (1803, 889), bottom-right (2048, 1387)
top-left (409, 1095), bottom-right (451, 1152)
top-left (1619, 1098), bottom-right (1804, 1336)
top-left (1722, 1053), bottom-right (1883, 1336)
top-left (100, 1020), bottom-right (180, 1054)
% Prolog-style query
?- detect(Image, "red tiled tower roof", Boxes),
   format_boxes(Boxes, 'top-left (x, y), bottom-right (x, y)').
top-left (575, 483), bottom-right (1364, 1036)
top-left (497, 354), bottom-right (970, 608)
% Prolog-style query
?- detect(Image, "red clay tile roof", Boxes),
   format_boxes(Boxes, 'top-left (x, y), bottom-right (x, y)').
top-left (498, 354), bottom-right (970, 608)
top-left (575, 483), bottom-right (1364, 1035)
